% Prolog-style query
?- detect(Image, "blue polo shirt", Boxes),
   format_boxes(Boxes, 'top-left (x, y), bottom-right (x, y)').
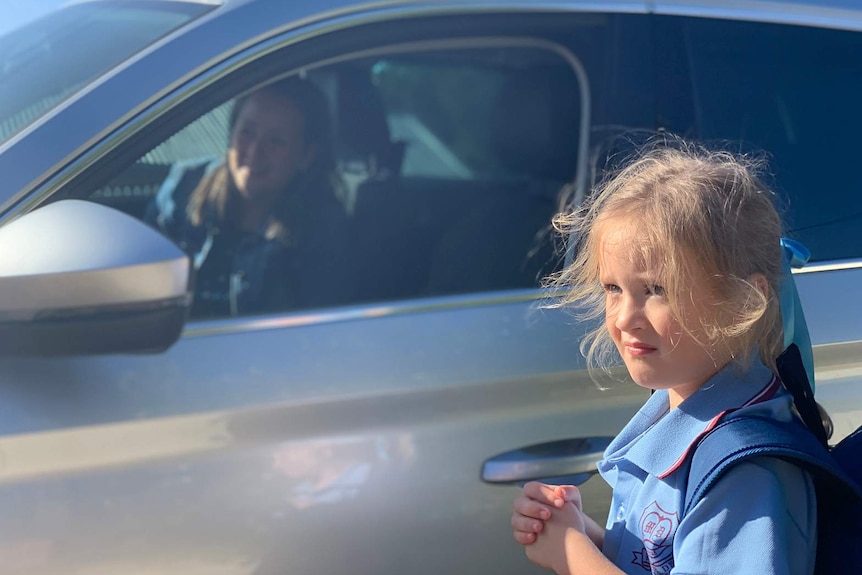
top-left (596, 359), bottom-right (816, 575)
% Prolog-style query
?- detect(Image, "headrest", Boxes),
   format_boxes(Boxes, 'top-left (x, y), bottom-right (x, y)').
top-left (335, 66), bottom-right (403, 176)
top-left (491, 69), bottom-right (581, 182)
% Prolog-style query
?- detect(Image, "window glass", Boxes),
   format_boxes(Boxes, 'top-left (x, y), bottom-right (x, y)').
top-left (90, 102), bottom-right (233, 215)
top-left (0, 2), bottom-right (213, 144)
top-left (83, 8), bottom-right (662, 320)
top-left (322, 48), bottom-right (585, 303)
top-left (89, 46), bottom-right (587, 319)
top-left (141, 102), bottom-right (233, 166)
top-left (681, 17), bottom-right (862, 262)
top-left (372, 60), bottom-right (508, 179)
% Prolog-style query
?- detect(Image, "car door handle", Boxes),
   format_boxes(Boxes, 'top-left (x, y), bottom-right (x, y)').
top-left (481, 436), bottom-right (613, 486)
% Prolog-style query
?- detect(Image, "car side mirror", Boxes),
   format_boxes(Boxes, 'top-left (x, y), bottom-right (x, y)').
top-left (0, 199), bottom-right (191, 355)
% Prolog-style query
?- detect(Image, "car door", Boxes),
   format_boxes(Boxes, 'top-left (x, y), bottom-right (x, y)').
top-left (0, 4), bottom-right (656, 574)
top-left (653, 11), bottom-right (862, 442)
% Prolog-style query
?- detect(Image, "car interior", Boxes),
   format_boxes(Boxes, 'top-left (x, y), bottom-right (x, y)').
top-left (87, 47), bottom-right (585, 311)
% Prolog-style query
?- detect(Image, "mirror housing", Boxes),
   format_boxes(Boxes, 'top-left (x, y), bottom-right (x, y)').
top-left (0, 200), bottom-right (190, 355)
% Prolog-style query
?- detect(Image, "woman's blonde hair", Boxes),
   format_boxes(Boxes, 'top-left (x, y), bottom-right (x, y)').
top-left (548, 140), bottom-right (784, 377)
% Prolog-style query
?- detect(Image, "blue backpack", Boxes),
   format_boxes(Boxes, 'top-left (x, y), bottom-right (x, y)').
top-left (684, 241), bottom-right (862, 575)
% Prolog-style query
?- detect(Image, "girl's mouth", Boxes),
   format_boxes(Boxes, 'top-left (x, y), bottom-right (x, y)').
top-left (624, 343), bottom-right (657, 356)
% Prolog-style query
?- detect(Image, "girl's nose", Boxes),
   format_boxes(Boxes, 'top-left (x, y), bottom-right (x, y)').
top-left (615, 295), bottom-right (644, 332)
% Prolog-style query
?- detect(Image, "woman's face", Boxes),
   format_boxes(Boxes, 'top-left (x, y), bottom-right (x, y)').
top-left (228, 90), bottom-right (314, 201)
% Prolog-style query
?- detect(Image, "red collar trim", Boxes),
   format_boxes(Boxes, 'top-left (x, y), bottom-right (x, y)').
top-left (656, 374), bottom-right (781, 479)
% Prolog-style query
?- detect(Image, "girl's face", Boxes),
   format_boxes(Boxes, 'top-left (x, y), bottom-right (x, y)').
top-left (597, 218), bottom-right (733, 409)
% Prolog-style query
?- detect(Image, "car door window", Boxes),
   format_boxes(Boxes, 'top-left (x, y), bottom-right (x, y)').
top-left (86, 46), bottom-right (587, 319)
top-left (79, 12), bottom-right (656, 321)
top-left (677, 16), bottom-right (862, 262)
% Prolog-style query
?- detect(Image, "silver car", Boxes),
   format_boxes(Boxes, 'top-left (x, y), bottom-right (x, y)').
top-left (0, 0), bottom-right (859, 573)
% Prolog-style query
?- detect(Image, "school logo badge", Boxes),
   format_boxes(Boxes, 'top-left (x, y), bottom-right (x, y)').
top-left (634, 501), bottom-right (679, 574)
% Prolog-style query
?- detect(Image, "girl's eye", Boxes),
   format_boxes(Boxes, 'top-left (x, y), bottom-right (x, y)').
top-left (603, 284), bottom-right (621, 295)
top-left (647, 284), bottom-right (666, 296)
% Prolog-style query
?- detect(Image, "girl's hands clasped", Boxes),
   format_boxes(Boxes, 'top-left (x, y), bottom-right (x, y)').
top-left (512, 482), bottom-right (590, 574)
top-left (511, 482), bottom-right (583, 545)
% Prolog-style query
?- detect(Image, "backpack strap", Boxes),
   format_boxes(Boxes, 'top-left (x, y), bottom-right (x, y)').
top-left (684, 416), bottom-right (862, 517)
top-left (776, 343), bottom-right (828, 447)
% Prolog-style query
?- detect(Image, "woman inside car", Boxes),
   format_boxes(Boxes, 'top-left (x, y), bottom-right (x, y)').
top-left (146, 76), bottom-right (350, 318)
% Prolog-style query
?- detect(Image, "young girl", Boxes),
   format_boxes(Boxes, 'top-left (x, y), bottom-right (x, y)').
top-left (511, 143), bottom-right (817, 574)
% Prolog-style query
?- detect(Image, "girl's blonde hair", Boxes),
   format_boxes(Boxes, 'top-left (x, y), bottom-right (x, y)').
top-left (548, 141), bottom-right (784, 377)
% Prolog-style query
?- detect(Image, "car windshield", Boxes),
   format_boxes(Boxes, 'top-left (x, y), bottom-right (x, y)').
top-left (0, 1), bottom-right (216, 146)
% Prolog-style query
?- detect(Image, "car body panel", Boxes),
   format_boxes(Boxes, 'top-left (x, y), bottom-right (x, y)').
top-left (0, 1), bottom-right (858, 574)
top-left (0, 293), bottom-right (647, 573)
top-left (795, 266), bottom-right (862, 441)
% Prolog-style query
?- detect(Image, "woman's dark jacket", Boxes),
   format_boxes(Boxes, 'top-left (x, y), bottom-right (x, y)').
top-left (145, 159), bottom-right (351, 318)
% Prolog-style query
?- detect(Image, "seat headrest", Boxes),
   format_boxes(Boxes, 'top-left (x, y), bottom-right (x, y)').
top-left (492, 69), bottom-right (581, 182)
top-left (334, 66), bottom-right (405, 177)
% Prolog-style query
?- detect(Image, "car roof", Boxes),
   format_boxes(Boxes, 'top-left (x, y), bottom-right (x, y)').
top-left (211, 0), bottom-right (862, 32)
top-left (60, 0), bottom-right (862, 32)
top-left (215, 0), bottom-right (862, 15)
